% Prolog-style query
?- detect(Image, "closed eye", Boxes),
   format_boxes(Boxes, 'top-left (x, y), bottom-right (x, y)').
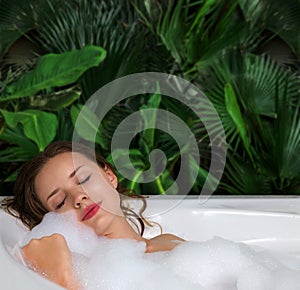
top-left (78, 174), bottom-right (91, 185)
top-left (55, 196), bottom-right (66, 210)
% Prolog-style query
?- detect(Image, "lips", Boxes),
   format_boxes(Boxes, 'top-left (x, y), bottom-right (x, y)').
top-left (82, 202), bottom-right (101, 221)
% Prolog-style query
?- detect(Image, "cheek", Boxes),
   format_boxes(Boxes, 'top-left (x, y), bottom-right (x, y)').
top-left (81, 176), bottom-right (121, 214)
top-left (81, 177), bottom-right (116, 199)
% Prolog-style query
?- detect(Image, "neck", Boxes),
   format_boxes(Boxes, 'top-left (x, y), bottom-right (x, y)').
top-left (103, 215), bottom-right (145, 242)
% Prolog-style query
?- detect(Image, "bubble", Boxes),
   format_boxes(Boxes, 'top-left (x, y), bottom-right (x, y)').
top-left (21, 211), bottom-right (101, 257)
top-left (22, 214), bottom-right (300, 290)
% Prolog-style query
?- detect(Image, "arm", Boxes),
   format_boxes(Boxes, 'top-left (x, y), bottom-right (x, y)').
top-left (22, 233), bottom-right (80, 290)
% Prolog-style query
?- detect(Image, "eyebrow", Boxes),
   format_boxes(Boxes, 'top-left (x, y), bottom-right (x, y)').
top-left (46, 165), bottom-right (84, 201)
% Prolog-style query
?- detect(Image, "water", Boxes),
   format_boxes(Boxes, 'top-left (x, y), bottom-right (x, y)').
top-left (21, 211), bottom-right (300, 290)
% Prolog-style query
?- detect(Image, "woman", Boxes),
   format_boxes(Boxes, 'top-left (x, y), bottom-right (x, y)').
top-left (2, 141), bottom-right (184, 289)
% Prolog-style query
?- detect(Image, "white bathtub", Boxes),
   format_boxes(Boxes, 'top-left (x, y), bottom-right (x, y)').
top-left (1, 195), bottom-right (300, 289)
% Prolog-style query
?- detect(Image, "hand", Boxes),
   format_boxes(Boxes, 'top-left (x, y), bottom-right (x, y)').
top-left (22, 233), bottom-right (79, 289)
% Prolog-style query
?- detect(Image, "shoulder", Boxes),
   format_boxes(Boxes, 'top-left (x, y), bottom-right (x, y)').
top-left (150, 233), bottom-right (185, 243)
top-left (145, 234), bottom-right (185, 253)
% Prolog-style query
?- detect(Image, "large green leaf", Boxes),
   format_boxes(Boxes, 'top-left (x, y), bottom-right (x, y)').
top-left (30, 88), bottom-right (81, 111)
top-left (2, 45), bottom-right (106, 100)
top-left (107, 149), bottom-right (147, 194)
top-left (224, 83), bottom-right (252, 159)
top-left (36, 0), bottom-right (143, 100)
top-left (0, 126), bottom-right (39, 162)
top-left (145, 170), bottom-right (178, 195)
top-left (107, 148), bottom-right (178, 195)
top-left (70, 104), bottom-right (105, 148)
top-left (140, 92), bottom-right (161, 153)
top-left (0, 143), bottom-right (38, 162)
top-left (0, 109), bottom-right (58, 151)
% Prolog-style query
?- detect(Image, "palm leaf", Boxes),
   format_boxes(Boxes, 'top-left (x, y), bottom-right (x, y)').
top-left (207, 51), bottom-right (300, 193)
top-left (272, 95), bottom-right (300, 181)
top-left (54, 109), bottom-right (75, 141)
top-left (137, 0), bottom-right (247, 73)
top-left (221, 154), bottom-right (273, 194)
top-left (264, 0), bottom-right (300, 57)
top-left (242, 54), bottom-right (298, 117)
top-left (197, 52), bottom-right (298, 153)
top-left (0, 0), bottom-right (61, 57)
top-left (34, 0), bottom-right (144, 99)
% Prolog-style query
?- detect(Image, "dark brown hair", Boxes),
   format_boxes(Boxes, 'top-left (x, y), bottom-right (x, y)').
top-left (1, 141), bottom-right (148, 235)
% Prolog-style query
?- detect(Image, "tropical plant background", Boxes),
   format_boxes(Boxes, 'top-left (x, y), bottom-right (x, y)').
top-left (0, 0), bottom-right (299, 196)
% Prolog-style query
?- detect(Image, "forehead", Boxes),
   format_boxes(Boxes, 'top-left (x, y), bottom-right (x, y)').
top-left (48, 152), bottom-right (94, 167)
top-left (34, 152), bottom-right (100, 202)
top-left (37, 152), bottom-right (98, 179)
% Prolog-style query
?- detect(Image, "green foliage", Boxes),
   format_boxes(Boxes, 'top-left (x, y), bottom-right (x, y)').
top-left (2, 45), bottom-right (106, 100)
top-left (0, 0), bottom-right (61, 57)
top-left (0, 0), bottom-right (299, 195)
top-left (70, 104), bottom-right (105, 148)
top-left (100, 91), bottom-right (211, 195)
top-left (0, 126), bottom-right (39, 162)
top-left (136, 0), bottom-right (247, 74)
top-left (198, 52), bottom-right (300, 193)
top-left (0, 109), bottom-right (58, 151)
top-left (0, 45), bottom-right (107, 188)
top-left (224, 83), bottom-right (252, 160)
top-left (34, 0), bottom-right (145, 98)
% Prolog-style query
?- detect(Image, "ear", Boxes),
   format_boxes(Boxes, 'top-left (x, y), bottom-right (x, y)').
top-left (104, 167), bottom-right (118, 189)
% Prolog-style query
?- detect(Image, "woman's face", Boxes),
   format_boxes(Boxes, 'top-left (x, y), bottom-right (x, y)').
top-left (34, 152), bottom-right (122, 236)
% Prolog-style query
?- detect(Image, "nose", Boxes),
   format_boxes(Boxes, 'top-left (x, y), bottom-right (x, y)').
top-left (73, 192), bottom-right (88, 209)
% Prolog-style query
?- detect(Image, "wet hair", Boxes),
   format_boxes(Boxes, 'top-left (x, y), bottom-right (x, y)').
top-left (1, 141), bottom-right (149, 235)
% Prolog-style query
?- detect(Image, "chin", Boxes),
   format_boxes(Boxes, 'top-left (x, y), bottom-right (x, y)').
top-left (92, 214), bottom-right (115, 237)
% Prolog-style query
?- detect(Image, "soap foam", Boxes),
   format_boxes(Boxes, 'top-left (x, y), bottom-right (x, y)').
top-left (21, 212), bottom-right (300, 290)
top-left (21, 211), bottom-right (101, 257)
